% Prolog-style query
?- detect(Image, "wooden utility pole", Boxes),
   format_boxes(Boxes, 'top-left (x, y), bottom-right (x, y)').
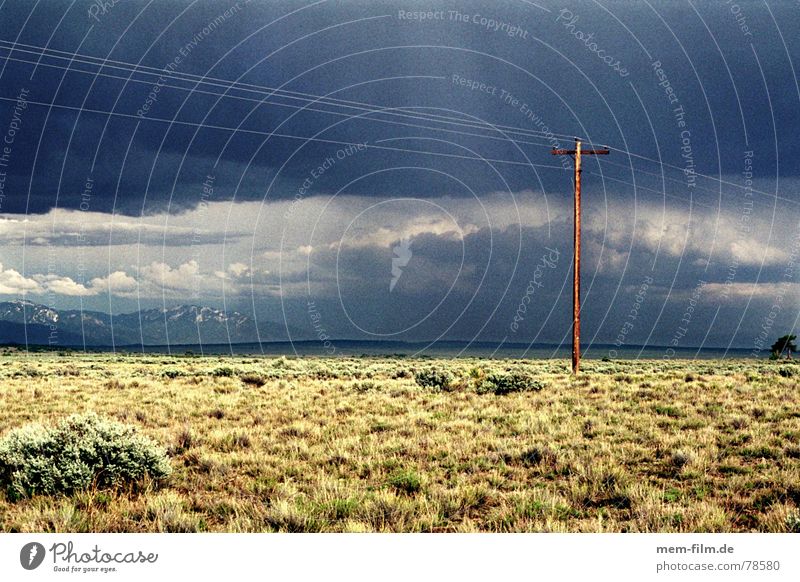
top-left (551, 139), bottom-right (609, 374)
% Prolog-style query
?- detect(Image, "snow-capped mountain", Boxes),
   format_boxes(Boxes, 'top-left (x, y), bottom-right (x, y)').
top-left (0, 300), bottom-right (61, 325)
top-left (0, 300), bottom-right (288, 347)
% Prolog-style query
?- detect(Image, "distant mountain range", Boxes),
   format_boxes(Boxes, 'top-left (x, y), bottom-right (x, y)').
top-left (0, 300), bottom-right (758, 356)
top-left (0, 300), bottom-right (295, 347)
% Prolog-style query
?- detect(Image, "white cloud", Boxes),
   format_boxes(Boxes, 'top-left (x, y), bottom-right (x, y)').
top-left (0, 264), bottom-right (43, 295)
top-left (701, 281), bottom-right (800, 302)
top-left (338, 218), bottom-right (480, 250)
top-left (89, 271), bottom-right (138, 294)
top-left (213, 261), bottom-right (285, 295)
top-left (584, 200), bottom-right (796, 269)
top-left (1, 190), bottom-right (798, 304)
top-left (34, 275), bottom-right (95, 297)
top-left (25, 270), bottom-right (139, 297)
top-left (0, 208), bottom-right (249, 247)
top-left (227, 262), bottom-right (249, 278)
top-left (139, 260), bottom-right (200, 292)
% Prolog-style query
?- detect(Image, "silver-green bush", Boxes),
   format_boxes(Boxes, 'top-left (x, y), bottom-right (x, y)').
top-left (0, 413), bottom-right (171, 500)
top-left (476, 372), bottom-right (544, 395)
top-left (413, 368), bottom-right (454, 391)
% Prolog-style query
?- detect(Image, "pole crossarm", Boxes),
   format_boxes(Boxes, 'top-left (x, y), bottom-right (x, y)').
top-left (550, 139), bottom-right (610, 374)
top-left (551, 149), bottom-right (610, 155)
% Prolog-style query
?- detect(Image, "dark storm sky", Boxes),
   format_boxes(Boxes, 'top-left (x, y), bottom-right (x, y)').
top-left (0, 0), bottom-right (798, 350)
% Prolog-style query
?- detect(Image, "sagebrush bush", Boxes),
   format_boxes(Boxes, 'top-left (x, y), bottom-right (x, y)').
top-left (477, 372), bottom-right (543, 395)
top-left (387, 469), bottom-right (422, 494)
top-left (239, 372), bottom-right (267, 387)
top-left (0, 413), bottom-right (171, 500)
top-left (670, 450), bottom-right (693, 472)
top-left (352, 380), bottom-right (378, 392)
top-left (413, 368), bottom-right (454, 391)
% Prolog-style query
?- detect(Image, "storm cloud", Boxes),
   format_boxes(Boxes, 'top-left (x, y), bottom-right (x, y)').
top-left (0, 0), bottom-right (798, 350)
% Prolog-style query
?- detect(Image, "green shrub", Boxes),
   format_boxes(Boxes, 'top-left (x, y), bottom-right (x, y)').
top-left (239, 372), bottom-right (266, 387)
top-left (653, 404), bottom-right (683, 418)
top-left (520, 446), bottom-right (557, 467)
top-left (477, 372), bottom-right (543, 395)
top-left (13, 367), bottom-right (42, 378)
top-left (386, 469), bottom-right (422, 494)
top-left (214, 432), bottom-right (252, 452)
top-left (0, 413), bottom-right (171, 501)
top-left (670, 450), bottom-right (692, 472)
top-left (211, 366), bottom-right (236, 377)
top-left (352, 380), bottom-right (378, 393)
top-left (413, 368), bottom-right (454, 391)
top-left (170, 428), bottom-right (195, 456)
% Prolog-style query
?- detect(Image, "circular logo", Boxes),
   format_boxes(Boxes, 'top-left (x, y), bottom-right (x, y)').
top-left (335, 198), bottom-right (467, 336)
top-left (20, 542), bottom-right (46, 570)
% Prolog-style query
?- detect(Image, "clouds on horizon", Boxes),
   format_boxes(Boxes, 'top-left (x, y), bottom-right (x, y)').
top-left (0, 188), bottom-right (797, 347)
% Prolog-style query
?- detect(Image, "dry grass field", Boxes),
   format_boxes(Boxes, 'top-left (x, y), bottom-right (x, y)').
top-left (0, 351), bottom-right (799, 533)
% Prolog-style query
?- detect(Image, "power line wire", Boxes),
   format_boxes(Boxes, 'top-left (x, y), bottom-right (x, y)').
top-left (0, 94), bottom-right (568, 169)
top-left (0, 52), bottom-right (565, 152)
top-left (0, 40), bottom-right (575, 143)
top-left (0, 39), bottom-right (790, 201)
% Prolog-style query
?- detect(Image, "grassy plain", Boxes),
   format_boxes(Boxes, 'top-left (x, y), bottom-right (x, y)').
top-left (0, 351), bottom-right (799, 532)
